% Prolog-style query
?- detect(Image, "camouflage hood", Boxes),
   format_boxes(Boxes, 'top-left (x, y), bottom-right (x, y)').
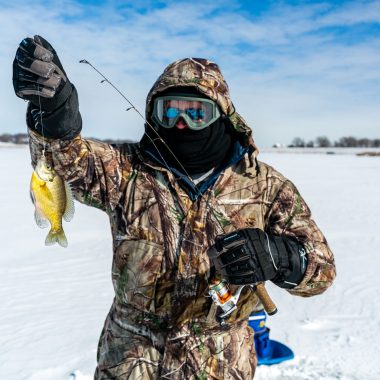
top-left (146, 58), bottom-right (258, 157)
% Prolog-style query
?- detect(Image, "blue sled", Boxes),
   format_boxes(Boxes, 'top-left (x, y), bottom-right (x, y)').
top-left (249, 311), bottom-right (294, 366)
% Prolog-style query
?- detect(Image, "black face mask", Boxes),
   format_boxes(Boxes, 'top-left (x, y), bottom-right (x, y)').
top-left (156, 117), bottom-right (232, 174)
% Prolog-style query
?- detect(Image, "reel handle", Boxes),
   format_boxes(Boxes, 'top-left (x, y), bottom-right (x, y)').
top-left (255, 282), bottom-right (277, 315)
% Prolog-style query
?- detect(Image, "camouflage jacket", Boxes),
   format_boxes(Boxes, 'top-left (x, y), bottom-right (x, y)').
top-left (27, 58), bottom-right (336, 378)
top-left (29, 129), bottom-right (336, 324)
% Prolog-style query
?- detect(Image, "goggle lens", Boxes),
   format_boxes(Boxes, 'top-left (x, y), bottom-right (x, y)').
top-left (166, 107), bottom-right (205, 121)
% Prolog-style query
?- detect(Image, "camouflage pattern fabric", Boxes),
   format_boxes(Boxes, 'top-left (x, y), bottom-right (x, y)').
top-left (27, 58), bottom-right (336, 379)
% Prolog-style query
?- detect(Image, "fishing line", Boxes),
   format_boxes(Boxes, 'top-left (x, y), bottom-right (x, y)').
top-left (37, 84), bottom-right (46, 158)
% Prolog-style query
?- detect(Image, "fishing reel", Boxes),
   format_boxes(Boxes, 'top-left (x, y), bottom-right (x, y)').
top-left (207, 229), bottom-right (278, 325)
top-left (208, 279), bottom-right (246, 324)
top-left (209, 279), bottom-right (277, 325)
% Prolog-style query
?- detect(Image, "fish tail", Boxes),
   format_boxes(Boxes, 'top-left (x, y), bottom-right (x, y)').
top-left (45, 228), bottom-right (68, 248)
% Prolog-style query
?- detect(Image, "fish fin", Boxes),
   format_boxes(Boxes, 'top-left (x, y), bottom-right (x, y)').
top-left (34, 210), bottom-right (49, 229)
top-left (63, 182), bottom-right (75, 222)
top-left (45, 229), bottom-right (68, 248)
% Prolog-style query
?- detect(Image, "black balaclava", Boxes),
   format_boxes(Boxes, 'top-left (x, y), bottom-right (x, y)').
top-left (147, 87), bottom-right (233, 175)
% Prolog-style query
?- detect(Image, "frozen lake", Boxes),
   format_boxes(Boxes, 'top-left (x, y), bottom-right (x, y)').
top-left (0, 146), bottom-right (379, 380)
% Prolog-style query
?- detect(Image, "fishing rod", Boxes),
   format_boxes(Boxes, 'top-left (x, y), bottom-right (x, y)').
top-left (79, 59), bottom-right (277, 323)
top-left (79, 59), bottom-right (191, 180)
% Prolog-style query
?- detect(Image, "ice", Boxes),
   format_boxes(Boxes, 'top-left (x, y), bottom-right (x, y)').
top-left (1, 146), bottom-right (380, 379)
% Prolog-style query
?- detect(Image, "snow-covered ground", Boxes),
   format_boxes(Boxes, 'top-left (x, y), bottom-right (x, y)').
top-left (1, 146), bottom-right (379, 380)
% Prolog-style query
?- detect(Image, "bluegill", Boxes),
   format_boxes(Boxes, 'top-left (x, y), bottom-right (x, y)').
top-left (30, 157), bottom-right (74, 247)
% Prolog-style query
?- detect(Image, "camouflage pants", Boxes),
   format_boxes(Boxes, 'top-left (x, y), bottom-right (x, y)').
top-left (94, 305), bottom-right (257, 379)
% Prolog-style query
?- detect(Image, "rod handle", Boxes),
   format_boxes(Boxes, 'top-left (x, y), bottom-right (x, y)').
top-left (255, 282), bottom-right (277, 315)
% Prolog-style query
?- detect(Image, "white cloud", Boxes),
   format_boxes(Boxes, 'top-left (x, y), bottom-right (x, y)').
top-left (1, 0), bottom-right (380, 147)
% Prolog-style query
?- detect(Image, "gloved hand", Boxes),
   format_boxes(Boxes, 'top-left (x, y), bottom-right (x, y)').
top-left (207, 228), bottom-right (307, 288)
top-left (13, 35), bottom-right (71, 112)
top-left (13, 35), bottom-right (81, 140)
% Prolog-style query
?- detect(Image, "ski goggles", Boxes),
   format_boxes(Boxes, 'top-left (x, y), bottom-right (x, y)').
top-left (152, 96), bottom-right (221, 130)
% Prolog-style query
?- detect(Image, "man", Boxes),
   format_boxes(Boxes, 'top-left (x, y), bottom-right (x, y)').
top-left (13, 35), bottom-right (336, 379)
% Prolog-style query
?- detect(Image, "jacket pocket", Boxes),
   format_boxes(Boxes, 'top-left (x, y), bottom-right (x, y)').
top-left (112, 239), bottom-right (164, 312)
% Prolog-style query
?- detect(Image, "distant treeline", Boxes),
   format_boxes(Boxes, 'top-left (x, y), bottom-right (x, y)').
top-left (288, 136), bottom-right (380, 148)
top-left (2, 133), bottom-right (379, 148)
top-left (0, 133), bottom-right (134, 145)
top-left (0, 133), bottom-right (28, 144)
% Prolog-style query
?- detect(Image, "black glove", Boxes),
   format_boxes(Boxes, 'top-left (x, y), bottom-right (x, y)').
top-left (13, 35), bottom-right (82, 140)
top-left (207, 228), bottom-right (307, 288)
top-left (13, 35), bottom-right (72, 112)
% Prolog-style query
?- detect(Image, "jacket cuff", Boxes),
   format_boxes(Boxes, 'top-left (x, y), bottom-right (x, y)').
top-left (270, 236), bottom-right (308, 289)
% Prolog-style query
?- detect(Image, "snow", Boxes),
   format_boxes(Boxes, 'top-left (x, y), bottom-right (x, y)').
top-left (1, 146), bottom-right (379, 379)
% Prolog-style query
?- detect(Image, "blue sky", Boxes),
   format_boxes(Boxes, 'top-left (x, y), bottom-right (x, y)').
top-left (1, 0), bottom-right (379, 147)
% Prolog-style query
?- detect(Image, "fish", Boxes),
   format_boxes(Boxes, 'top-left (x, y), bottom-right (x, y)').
top-left (30, 157), bottom-right (74, 247)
